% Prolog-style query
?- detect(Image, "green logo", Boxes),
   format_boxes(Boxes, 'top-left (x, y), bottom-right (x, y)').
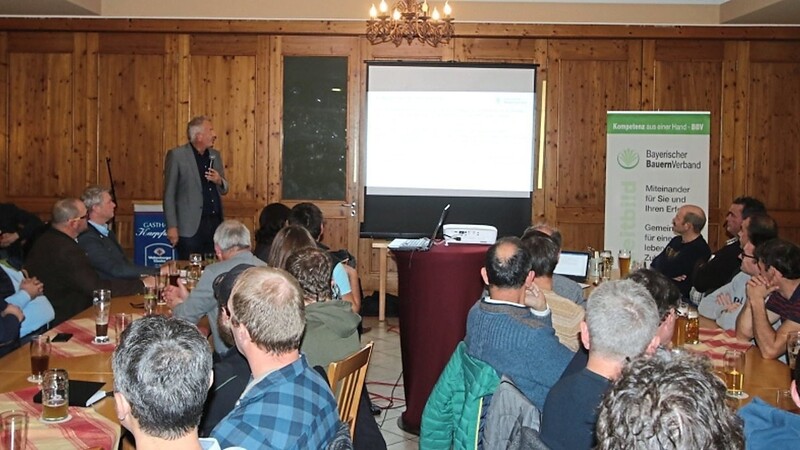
top-left (617, 149), bottom-right (640, 169)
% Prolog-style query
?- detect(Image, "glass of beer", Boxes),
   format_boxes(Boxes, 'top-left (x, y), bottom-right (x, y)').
top-left (167, 260), bottom-right (180, 288)
top-left (787, 331), bottom-right (800, 370)
top-left (0, 410), bottom-right (29, 450)
top-left (155, 273), bottom-right (168, 306)
top-left (28, 335), bottom-right (51, 383)
top-left (114, 313), bottom-right (133, 344)
top-left (41, 369), bottom-right (69, 422)
top-left (685, 308), bottom-right (700, 345)
top-left (724, 350), bottom-right (746, 399)
top-left (618, 249), bottom-right (632, 278)
top-left (93, 289), bottom-right (112, 344)
top-left (143, 286), bottom-right (157, 316)
top-left (671, 302), bottom-right (689, 348)
top-left (600, 250), bottom-right (614, 280)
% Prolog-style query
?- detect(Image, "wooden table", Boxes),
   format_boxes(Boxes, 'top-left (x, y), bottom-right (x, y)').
top-left (0, 295), bottom-right (145, 448)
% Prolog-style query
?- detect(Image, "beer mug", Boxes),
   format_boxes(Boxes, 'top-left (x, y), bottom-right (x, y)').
top-left (93, 289), bottom-right (112, 344)
top-left (41, 369), bottom-right (69, 422)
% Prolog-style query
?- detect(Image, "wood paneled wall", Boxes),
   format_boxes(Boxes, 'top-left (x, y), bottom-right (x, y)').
top-left (0, 21), bottom-right (798, 296)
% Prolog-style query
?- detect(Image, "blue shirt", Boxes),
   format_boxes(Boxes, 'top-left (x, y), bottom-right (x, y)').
top-left (211, 355), bottom-right (339, 450)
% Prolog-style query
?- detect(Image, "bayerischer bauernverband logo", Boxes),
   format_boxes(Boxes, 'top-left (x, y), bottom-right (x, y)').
top-left (617, 148), bottom-right (640, 169)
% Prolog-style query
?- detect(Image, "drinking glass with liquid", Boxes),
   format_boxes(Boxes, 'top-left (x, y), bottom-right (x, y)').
top-left (685, 308), bottom-right (700, 345)
top-left (93, 289), bottom-right (112, 344)
top-left (41, 369), bottom-right (69, 422)
top-left (618, 249), bottom-right (631, 278)
top-left (0, 410), bottom-right (29, 450)
top-left (671, 302), bottom-right (689, 348)
top-left (724, 350), bottom-right (746, 399)
top-left (28, 335), bottom-right (51, 383)
top-left (787, 331), bottom-right (800, 370)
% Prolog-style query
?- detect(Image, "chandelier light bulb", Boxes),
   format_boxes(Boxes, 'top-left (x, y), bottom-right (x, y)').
top-left (393, 8), bottom-right (402, 20)
top-left (379, 0), bottom-right (388, 13)
top-left (443, 1), bottom-right (452, 17)
top-left (432, 7), bottom-right (440, 20)
top-left (370, 4), bottom-right (378, 18)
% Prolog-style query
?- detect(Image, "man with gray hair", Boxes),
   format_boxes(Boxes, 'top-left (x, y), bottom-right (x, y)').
top-left (596, 348), bottom-right (744, 450)
top-left (164, 115), bottom-right (229, 260)
top-left (540, 279), bottom-right (660, 450)
top-left (113, 315), bottom-right (223, 450)
top-left (211, 266), bottom-right (340, 448)
top-left (78, 185), bottom-right (161, 282)
top-left (26, 198), bottom-right (144, 325)
top-left (165, 219), bottom-right (265, 354)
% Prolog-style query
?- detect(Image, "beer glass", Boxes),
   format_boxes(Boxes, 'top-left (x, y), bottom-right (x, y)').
top-left (28, 335), bottom-right (51, 383)
top-left (143, 286), bottom-right (157, 316)
top-left (671, 302), bottom-right (689, 348)
top-left (204, 252), bottom-right (216, 266)
top-left (787, 331), bottom-right (800, 370)
top-left (155, 273), bottom-right (168, 306)
top-left (93, 289), bottom-right (112, 344)
top-left (186, 262), bottom-right (202, 292)
top-left (41, 369), bottom-right (69, 422)
top-left (600, 250), bottom-right (613, 280)
top-left (618, 249), bottom-right (632, 278)
top-left (167, 261), bottom-right (180, 289)
top-left (724, 350), bottom-right (746, 399)
top-left (114, 313), bottom-right (132, 344)
top-left (686, 308), bottom-right (700, 345)
top-left (777, 389), bottom-right (795, 411)
top-left (189, 253), bottom-right (203, 265)
top-left (0, 410), bottom-right (28, 450)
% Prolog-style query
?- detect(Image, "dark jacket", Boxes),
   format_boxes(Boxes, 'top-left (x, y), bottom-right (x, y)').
top-left (25, 227), bottom-right (143, 325)
top-left (77, 224), bottom-right (158, 280)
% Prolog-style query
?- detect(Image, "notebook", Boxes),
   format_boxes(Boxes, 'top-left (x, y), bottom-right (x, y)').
top-left (388, 204), bottom-right (451, 252)
top-left (554, 251), bottom-right (591, 283)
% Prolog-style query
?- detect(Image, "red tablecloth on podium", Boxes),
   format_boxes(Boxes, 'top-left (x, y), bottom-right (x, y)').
top-left (393, 243), bottom-right (489, 433)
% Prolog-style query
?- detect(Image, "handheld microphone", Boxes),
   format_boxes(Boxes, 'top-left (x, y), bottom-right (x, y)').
top-left (208, 155), bottom-right (216, 170)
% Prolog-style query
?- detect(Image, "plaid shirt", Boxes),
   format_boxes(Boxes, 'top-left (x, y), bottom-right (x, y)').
top-left (211, 354), bottom-right (339, 450)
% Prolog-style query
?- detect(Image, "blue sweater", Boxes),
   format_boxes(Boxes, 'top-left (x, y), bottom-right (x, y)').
top-left (739, 397), bottom-right (800, 449)
top-left (464, 298), bottom-right (573, 409)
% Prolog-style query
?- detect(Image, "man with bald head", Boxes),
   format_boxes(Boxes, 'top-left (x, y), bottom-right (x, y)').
top-left (25, 198), bottom-right (144, 325)
top-left (465, 237), bottom-right (573, 409)
top-left (650, 204), bottom-right (711, 301)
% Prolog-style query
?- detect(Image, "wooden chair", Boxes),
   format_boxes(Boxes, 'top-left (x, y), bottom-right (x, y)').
top-left (326, 341), bottom-right (374, 438)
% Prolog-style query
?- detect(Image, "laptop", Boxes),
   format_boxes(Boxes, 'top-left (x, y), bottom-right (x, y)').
top-left (388, 204), bottom-right (451, 252)
top-left (554, 251), bottom-right (591, 283)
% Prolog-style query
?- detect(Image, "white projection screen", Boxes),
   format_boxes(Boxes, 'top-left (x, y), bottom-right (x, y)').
top-left (362, 62), bottom-right (537, 238)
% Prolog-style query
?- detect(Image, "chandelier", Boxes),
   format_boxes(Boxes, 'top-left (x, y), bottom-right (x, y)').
top-left (367, 0), bottom-right (454, 47)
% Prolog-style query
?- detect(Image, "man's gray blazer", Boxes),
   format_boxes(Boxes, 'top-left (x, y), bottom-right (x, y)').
top-left (163, 143), bottom-right (228, 238)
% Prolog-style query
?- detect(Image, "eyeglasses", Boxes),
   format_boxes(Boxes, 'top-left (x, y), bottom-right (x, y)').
top-left (741, 253), bottom-right (756, 260)
top-left (219, 304), bottom-right (241, 327)
top-left (72, 213), bottom-right (88, 221)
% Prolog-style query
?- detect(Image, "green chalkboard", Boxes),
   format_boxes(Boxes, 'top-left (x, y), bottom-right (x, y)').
top-left (281, 56), bottom-right (348, 200)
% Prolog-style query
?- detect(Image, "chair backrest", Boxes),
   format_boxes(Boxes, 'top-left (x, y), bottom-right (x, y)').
top-left (327, 341), bottom-right (374, 438)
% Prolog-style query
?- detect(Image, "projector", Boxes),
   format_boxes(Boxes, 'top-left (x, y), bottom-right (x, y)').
top-left (443, 224), bottom-right (498, 245)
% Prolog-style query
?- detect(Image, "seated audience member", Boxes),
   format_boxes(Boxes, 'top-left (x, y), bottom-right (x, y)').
top-left (595, 348), bottom-right (744, 450)
top-left (736, 238), bottom-right (800, 359)
top-left (285, 247), bottom-right (360, 369)
top-left (526, 223), bottom-right (586, 306)
top-left (521, 230), bottom-right (585, 351)
top-left (268, 225), bottom-right (356, 310)
top-left (0, 265), bottom-right (54, 339)
top-left (112, 316), bottom-right (226, 450)
top-left (650, 204), bottom-right (712, 301)
top-left (165, 220), bottom-right (266, 355)
top-left (693, 197), bottom-right (765, 295)
top-left (25, 199), bottom-right (144, 325)
top-left (739, 358), bottom-right (800, 448)
top-left (562, 268), bottom-right (681, 377)
top-left (0, 202), bottom-right (44, 269)
top-left (253, 202), bottom-right (291, 262)
top-left (78, 185), bottom-right (160, 281)
top-left (211, 266), bottom-right (340, 449)
top-left (738, 213), bottom-right (779, 248)
top-left (289, 202), bottom-right (361, 313)
top-left (699, 241), bottom-right (766, 331)
top-left (465, 237), bottom-right (573, 409)
top-left (540, 280), bottom-right (660, 450)
top-left (0, 298), bottom-right (23, 356)
top-left (200, 264), bottom-right (254, 436)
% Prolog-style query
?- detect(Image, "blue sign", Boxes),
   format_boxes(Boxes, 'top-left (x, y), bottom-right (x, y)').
top-left (133, 204), bottom-right (175, 267)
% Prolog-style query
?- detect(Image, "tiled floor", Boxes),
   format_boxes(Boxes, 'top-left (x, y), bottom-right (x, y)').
top-left (362, 316), bottom-right (420, 450)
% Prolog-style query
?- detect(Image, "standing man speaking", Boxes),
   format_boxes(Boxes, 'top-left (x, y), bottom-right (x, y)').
top-left (164, 116), bottom-right (229, 259)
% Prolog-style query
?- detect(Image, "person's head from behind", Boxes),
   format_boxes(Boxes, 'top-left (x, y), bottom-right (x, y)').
top-left (520, 231), bottom-right (559, 278)
top-left (596, 348), bottom-right (744, 450)
top-left (228, 267), bottom-right (305, 356)
top-left (584, 280), bottom-right (660, 362)
top-left (112, 316), bottom-right (212, 440)
top-left (212, 220), bottom-right (251, 258)
top-left (52, 198), bottom-right (88, 237)
top-left (286, 246), bottom-right (334, 304)
top-left (256, 203), bottom-right (291, 245)
top-left (627, 268), bottom-right (682, 344)
top-left (525, 222), bottom-right (563, 250)
top-left (288, 202), bottom-right (324, 241)
top-left (754, 238), bottom-right (800, 283)
top-left (267, 225), bottom-right (316, 269)
top-left (482, 237), bottom-right (532, 291)
top-left (213, 264), bottom-right (257, 347)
